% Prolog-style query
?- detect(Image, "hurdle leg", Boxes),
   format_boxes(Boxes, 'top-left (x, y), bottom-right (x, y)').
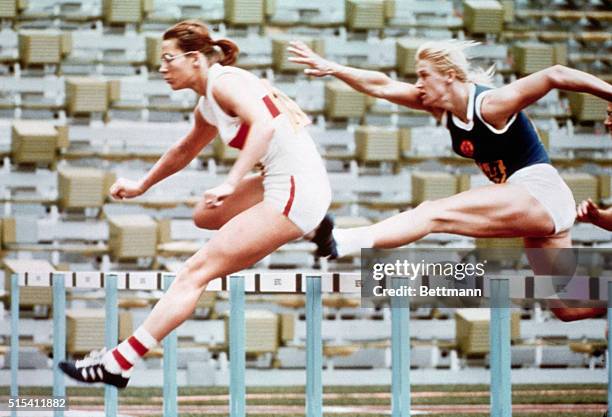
top-left (10, 274), bottom-right (19, 417)
top-left (391, 278), bottom-right (410, 417)
top-left (490, 278), bottom-right (511, 417)
top-left (163, 273), bottom-right (178, 417)
top-left (52, 273), bottom-right (66, 417)
top-left (230, 276), bottom-right (246, 417)
top-left (104, 273), bottom-right (119, 417)
top-left (606, 281), bottom-right (612, 416)
top-left (306, 275), bottom-right (323, 417)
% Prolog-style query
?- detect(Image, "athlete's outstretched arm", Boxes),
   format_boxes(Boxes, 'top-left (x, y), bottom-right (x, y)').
top-left (202, 72), bottom-right (276, 206)
top-left (481, 65), bottom-right (612, 128)
top-left (287, 40), bottom-right (427, 110)
top-left (110, 109), bottom-right (217, 199)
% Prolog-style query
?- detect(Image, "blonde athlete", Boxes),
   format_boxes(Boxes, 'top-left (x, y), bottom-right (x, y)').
top-left (289, 40), bottom-right (612, 322)
top-left (59, 20), bottom-right (332, 388)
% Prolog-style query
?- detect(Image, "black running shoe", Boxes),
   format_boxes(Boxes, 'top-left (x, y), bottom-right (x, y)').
top-left (311, 214), bottom-right (338, 259)
top-left (59, 349), bottom-right (130, 389)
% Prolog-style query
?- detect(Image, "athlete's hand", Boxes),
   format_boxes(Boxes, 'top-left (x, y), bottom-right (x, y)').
top-left (576, 198), bottom-right (601, 224)
top-left (110, 178), bottom-right (145, 200)
top-left (203, 182), bottom-right (236, 207)
top-left (287, 41), bottom-right (336, 77)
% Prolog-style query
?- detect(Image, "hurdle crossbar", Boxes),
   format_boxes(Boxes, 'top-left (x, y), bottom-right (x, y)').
top-left (14, 271), bottom-right (612, 301)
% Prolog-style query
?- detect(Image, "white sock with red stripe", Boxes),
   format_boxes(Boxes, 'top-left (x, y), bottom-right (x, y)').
top-left (333, 227), bottom-right (374, 258)
top-left (103, 326), bottom-right (158, 375)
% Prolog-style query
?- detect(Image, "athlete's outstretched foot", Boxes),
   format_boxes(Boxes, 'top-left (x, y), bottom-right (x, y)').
top-left (59, 349), bottom-right (130, 389)
top-left (312, 214), bottom-right (338, 259)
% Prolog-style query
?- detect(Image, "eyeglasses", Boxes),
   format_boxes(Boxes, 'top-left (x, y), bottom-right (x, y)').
top-left (160, 51), bottom-right (196, 64)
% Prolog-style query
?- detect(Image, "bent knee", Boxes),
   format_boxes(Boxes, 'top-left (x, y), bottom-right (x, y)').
top-left (180, 241), bottom-right (233, 285)
top-left (179, 256), bottom-right (212, 290)
top-left (193, 209), bottom-right (223, 230)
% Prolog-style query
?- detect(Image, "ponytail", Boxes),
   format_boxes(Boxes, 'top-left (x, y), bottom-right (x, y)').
top-left (214, 39), bottom-right (239, 66)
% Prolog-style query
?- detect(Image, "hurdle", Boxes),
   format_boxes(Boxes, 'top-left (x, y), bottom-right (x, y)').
top-left (9, 271), bottom-right (609, 417)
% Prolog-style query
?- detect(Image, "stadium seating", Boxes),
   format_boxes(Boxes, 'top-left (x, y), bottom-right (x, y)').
top-left (0, 0), bottom-right (609, 277)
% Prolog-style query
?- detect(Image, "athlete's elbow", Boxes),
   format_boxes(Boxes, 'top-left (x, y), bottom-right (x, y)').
top-left (546, 64), bottom-right (571, 89)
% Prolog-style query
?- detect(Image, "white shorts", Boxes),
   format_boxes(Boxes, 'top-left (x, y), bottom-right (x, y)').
top-left (261, 126), bottom-right (331, 234)
top-left (507, 163), bottom-right (576, 234)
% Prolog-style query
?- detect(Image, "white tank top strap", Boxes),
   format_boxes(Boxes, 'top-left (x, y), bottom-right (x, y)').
top-left (207, 64), bottom-right (242, 132)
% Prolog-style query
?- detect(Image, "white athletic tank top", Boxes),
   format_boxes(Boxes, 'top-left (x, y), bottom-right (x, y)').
top-left (197, 63), bottom-right (325, 179)
top-left (198, 63), bottom-right (275, 149)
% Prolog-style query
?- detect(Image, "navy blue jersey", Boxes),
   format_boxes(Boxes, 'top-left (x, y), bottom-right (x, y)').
top-left (446, 84), bottom-right (550, 183)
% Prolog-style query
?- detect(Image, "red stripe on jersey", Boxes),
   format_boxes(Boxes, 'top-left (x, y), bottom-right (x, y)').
top-left (227, 95), bottom-right (280, 150)
top-left (228, 123), bottom-right (250, 149)
top-left (128, 336), bottom-right (149, 356)
top-left (283, 176), bottom-right (296, 217)
top-left (112, 349), bottom-right (133, 370)
top-left (263, 95), bottom-right (280, 118)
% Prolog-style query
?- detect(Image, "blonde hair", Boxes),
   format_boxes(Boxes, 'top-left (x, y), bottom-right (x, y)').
top-left (416, 40), bottom-right (495, 86)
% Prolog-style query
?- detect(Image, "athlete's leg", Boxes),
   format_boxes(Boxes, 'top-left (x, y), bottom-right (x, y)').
top-left (143, 201), bottom-right (303, 340)
top-left (334, 183), bottom-right (555, 256)
top-left (192, 174), bottom-right (264, 230)
top-left (60, 202), bottom-right (303, 386)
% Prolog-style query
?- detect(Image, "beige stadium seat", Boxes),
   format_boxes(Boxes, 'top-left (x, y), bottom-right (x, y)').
top-left (512, 43), bottom-right (554, 75)
top-left (354, 125), bottom-right (399, 163)
top-left (67, 309), bottom-right (132, 354)
top-left (271, 37), bottom-right (324, 73)
top-left (225, 0), bottom-right (264, 26)
top-left (345, 0), bottom-right (385, 31)
top-left (561, 172), bottom-right (598, 203)
top-left (11, 120), bottom-right (59, 166)
top-left (65, 77), bottom-right (109, 116)
top-left (396, 38), bottom-right (427, 77)
top-left (107, 214), bottom-right (158, 260)
top-left (325, 81), bottom-right (367, 120)
top-left (57, 167), bottom-right (108, 210)
top-left (462, 0), bottom-right (504, 35)
top-left (102, 0), bottom-right (143, 25)
top-left (19, 30), bottom-right (70, 67)
top-left (411, 172), bottom-right (457, 206)
top-left (567, 92), bottom-right (609, 122)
